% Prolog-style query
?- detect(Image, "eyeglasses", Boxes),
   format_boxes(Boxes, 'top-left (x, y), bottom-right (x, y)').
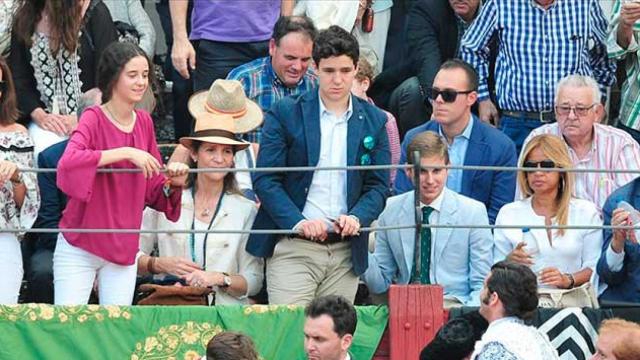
top-left (523, 160), bottom-right (558, 169)
top-left (428, 87), bottom-right (474, 103)
top-left (555, 104), bottom-right (596, 117)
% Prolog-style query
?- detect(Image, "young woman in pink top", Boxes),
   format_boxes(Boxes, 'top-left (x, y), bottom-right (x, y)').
top-left (54, 42), bottom-right (188, 305)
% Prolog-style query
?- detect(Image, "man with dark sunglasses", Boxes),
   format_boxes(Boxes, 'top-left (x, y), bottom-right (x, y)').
top-left (394, 60), bottom-right (517, 224)
top-left (519, 74), bottom-right (640, 212)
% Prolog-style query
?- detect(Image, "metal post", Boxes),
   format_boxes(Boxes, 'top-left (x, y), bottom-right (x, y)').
top-left (412, 150), bottom-right (422, 283)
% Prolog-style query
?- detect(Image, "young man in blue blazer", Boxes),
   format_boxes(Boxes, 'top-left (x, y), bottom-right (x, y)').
top-left (247, 26), bottom-right (390, 305)
top-left (394, 60), bottom-right (517, 224)
top-left (364, 131), bottom-right (493, 307)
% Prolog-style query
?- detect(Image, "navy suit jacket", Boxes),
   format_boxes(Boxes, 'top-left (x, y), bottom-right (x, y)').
top-left (32, 140), bottom-right (68, 251)
top-left (247, 91), bottom-right (391, 275)
top-left (597, 179), bottom-right (640, 303)
top-left (394, 115), bottom-right (517, 223)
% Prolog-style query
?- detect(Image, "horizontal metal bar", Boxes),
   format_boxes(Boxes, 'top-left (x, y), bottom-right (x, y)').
top-left (4, 223), bottom-right (640, 234)
top-left (15, 164), bottom-right (640, 174)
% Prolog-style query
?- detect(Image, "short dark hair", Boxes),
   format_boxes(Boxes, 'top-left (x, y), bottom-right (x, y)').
top-left (96, 42), bottom-right (155, 103)
top-left (440, 59), bottom-right (479, 91)
top-left (312, 26), bottom-right (359, 67)
top-left (305, 295), bottom-right (357, 337)
top-left (488, 261), bottom-right (538, 320)
top-left (272, 16), bottom-right (317, 46)
top-left (420, 311), bottom-right (488, 360)
top-left (206, 331), bottom-right (259, 360)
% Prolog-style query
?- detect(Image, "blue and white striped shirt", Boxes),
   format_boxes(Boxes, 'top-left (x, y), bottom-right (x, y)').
top-left (460, 0), bottom-right (616, 112)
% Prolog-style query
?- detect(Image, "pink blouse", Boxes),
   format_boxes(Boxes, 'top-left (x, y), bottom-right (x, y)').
top-left (57, 106), bottom-right (181, 265)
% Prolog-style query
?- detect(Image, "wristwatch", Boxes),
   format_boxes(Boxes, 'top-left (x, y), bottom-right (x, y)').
top-left (221, 272), bottom-right (232, 288)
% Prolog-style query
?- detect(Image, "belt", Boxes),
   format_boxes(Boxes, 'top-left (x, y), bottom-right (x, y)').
top-left (292, 233), bottom-right (348, 244)
top-left (502, 110), bottom-right (555, 123)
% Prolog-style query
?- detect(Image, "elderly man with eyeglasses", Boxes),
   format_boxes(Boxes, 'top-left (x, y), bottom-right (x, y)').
top-left (394, 59), bottom-right (517, 224)
top-left (518, 74), bottom-right (640, 212)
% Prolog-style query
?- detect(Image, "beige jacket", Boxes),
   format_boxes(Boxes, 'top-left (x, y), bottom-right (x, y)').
top-left (140, 189), bottom-right (262, 305)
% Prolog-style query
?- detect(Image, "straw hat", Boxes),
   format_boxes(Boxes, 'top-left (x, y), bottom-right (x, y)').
top-left (188, 79), bottom-right (263, 134)
top-left (179, 113), bottom-right (250, 151)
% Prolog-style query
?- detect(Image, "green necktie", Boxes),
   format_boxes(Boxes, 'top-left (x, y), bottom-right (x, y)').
top-left (416, 206), bottom-right (434, 284)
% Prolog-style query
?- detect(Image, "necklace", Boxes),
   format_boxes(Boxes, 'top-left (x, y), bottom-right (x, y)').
top-left (201, 207), bottom-right (212, 217)
top-left (105, 104), bottom-right (134, 127)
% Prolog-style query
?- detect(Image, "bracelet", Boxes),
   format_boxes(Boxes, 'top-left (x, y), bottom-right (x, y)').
top-left (147, 256), bottom-right (157, 274)
top-left (564, 273), bottom-right (575, 289)
top-left (162, 179), bottom-right (172, 198)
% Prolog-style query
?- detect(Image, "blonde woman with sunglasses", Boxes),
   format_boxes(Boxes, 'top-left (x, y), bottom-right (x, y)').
top-left (493, 134), bottom-right (603, 296)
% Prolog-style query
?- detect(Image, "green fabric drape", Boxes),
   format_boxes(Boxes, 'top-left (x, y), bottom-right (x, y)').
top-left (0, 304), bottom-right (388, 359)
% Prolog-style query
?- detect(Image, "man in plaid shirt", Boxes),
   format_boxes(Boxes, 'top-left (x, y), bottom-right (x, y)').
top-left (461, 0), bottom-right (616, 154)
top-left (227, 16), bottom-right (319, 143)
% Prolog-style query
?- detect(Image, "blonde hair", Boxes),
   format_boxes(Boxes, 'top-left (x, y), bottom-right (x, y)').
top-left (599, 319), bottom-right (640, 360)
top-left (518, 134), bottom-right (574, 236)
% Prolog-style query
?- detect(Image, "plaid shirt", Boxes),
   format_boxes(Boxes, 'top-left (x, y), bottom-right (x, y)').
top-left (608, 0), bottom-right (640, 130)
top-left (460, 0), bottom-right (616, 112)
top-left (518, 123), bottom-right (640, 212)
top-left (227, 56), bottom-right (318, 143)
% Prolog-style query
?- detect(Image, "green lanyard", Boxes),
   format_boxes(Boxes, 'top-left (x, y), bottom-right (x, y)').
top-left (190, 188), bottom-right (224, 267)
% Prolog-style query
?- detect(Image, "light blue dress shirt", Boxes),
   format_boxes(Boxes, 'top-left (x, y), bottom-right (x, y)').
top-left (438, 116), bottom-right (473, 193)
top-left (372, 0), bottom-right (393, 13)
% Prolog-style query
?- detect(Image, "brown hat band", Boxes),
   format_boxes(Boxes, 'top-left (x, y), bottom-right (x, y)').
top-left (204, 102), bottom-right (248, 118)
top-left (192, 129), bottom-right (238, 140)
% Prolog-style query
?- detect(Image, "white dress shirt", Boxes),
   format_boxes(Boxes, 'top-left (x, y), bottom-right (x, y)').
top-left (302, 95), bottom-right (352, 226)
top-left (494, 197), bottom-right (603, 288)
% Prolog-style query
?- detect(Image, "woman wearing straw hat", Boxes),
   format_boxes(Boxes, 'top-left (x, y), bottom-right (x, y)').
top-left (139, 113), bottom-right (263, 305)
top-left (170, 79), bottom-right (263, 200)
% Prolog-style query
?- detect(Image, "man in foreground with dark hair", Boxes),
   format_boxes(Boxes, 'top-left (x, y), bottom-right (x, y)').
top-left (471, 261), bottom-right (559, 360)
top-left (248, 25), bottom-right (390, 305)
top-left (304, 295), bottom-right (357, 360)
top-left (420, 311), bottom-right (488, 360)
top-left (206, 331), bottom-right (259, 360)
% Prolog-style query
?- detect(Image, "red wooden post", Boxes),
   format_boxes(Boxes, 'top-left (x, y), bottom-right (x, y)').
top-left (388, 284), bottom-right (446, 360)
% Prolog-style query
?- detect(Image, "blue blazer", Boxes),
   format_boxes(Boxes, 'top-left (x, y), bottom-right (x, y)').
top-left (597, 179), bottom-right (640, 303)
top-left (362, 188), bottom-right (493, 305)
top-left (394, 115), bottom-right (517, 223)
top-left (247, 91), bottom-right (391, 275)
top-left (31, 140), bottom-right (68, 251)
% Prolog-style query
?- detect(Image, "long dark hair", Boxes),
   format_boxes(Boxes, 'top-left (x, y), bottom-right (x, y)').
top-left (96, 42), bottom-right (155, 104)
top-left (188, 140), bottom-right (241, 196)
top-left (13, 0), bottom-right (83, 55)
top-left (0, 56), bottom-right (19, 125)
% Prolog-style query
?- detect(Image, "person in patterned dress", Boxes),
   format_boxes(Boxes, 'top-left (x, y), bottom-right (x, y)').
top-left (0, 55), bottom-right (39, 304)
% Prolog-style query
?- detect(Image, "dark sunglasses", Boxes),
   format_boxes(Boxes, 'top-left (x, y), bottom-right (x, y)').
top-left (428, 87), bottom-right (474, 103)
top-left (523, 160), bottom-right (557, 169)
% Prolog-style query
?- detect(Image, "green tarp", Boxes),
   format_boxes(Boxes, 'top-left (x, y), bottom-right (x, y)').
top-left (0, 304), bottom-right (388, 359)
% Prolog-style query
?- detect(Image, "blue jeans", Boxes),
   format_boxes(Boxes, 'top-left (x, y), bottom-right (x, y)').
top-left (499, 115), bottom-right (547, 155)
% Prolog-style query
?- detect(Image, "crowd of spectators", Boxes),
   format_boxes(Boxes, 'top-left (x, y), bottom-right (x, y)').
top-left (1, 3), bottom-right (640, 354)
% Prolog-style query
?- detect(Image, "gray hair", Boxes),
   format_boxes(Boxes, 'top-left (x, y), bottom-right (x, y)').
top-left (77, 88), bottom-right (102, 116)
top-left (554, 74), bottom-right (601, 105)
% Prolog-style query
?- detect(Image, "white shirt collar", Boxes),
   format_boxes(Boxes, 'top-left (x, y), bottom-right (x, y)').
top-left (420, 187), bottom-right (446, 213)
top-left (319, 92), bottom-right (354, 120)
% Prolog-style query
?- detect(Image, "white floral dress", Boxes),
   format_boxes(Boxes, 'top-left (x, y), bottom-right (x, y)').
top-left (0, 131), bottom-right (39, 236)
